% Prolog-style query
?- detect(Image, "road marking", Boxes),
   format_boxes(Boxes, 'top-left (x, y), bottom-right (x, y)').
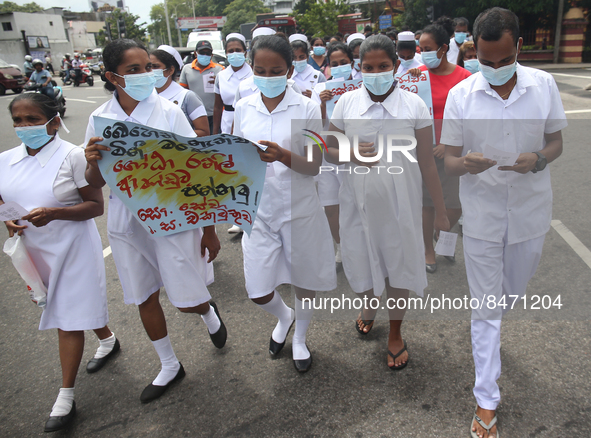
top-left (103, 246), bottom-right (112, 258)
top-left (564, 109), bottom-right (591, 114)
top-left (551, 220), bottom-right (591, 269)
top-left (550, 72), bottom-right (591, 80)
top-left (66, 98), bottom-right (96, 103)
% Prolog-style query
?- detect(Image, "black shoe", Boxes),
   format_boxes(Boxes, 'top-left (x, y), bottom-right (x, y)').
top-left (44, 401), bottom-right (76, 433)
top-left (293, 348), bottom-right (313, 373)
top-left (140, 363), bottom-right (185, 404)
top-left (86, 338), bottom-right (120, 373)
top-left (208, 301), bottom-right (227, 349)
top-left (444, 255), bottom-right (456, 263)
top-left (269, 312), bottom-right (294, 356)
top-left (426, 263), bottom-right (437, 274)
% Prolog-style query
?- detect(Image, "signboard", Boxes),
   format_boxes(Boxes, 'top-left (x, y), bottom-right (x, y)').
top-left (27, 36), bottom-right (49, 49)
top-left (176, 16), bottom-right (227, 30)
top-left (379, 14), bottom-right (392, 29)
top-left (94, 117), bottom-right (267, 236)
top-left (397, 70), bottom-right (435, 140)
top-left (325, 78), bottom-right (363, 120)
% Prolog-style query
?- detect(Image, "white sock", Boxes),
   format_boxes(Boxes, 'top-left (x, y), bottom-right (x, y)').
top-left (201, 305), bottom-right (221, 334)
top-left (292, 297), bottom-right (313, 360)
top-left (94, 332), bottom-right (116, 359)
top-left (50, 387), bottom-right (74, 417)
top-left (258, 291), bottom-right (294, 344)
top-left (151, 335), bottom-right (181, 386)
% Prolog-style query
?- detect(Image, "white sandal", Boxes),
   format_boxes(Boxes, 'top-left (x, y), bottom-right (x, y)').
top-left (470, 408), bottom-right (499, 438)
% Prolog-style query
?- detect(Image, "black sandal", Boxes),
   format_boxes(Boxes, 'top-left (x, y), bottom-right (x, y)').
top-left (387, 340), bottom-right (408, 370)
top-left (355, 311), bottom-right (375, 335)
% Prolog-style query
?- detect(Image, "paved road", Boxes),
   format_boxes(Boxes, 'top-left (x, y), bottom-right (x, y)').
top-left (0, 70), bottom-right (590, 437)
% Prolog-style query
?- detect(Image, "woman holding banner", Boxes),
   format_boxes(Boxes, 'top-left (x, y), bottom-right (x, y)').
top-left (84, 39), bottom-right (227, 404)
top-left (325, 35), bottom-right (449, 369)
top-left (233, 35), bottom-right (337, 373)
top-left (0, 93), bottom-right (118, 432)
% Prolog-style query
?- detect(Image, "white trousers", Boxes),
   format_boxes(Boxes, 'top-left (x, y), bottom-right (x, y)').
top-left (463, 232), bottom-right (545, 410)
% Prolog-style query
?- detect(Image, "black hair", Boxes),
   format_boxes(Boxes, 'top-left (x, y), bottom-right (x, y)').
top-left (250, 34), bottom-right (293, 69)
top-left (9, 93), bottom-right (59, 121)
top-left (226, 37), bottom-right (247, 52)
top-left (335, 32), bottom-right (343, 39)
top-left (397, 40), bottom-right (416, 53)
top-left (102, 39), bottom-right (149, 92)
top-left (327, 42), bottom-right (353, 62)
top-left (454, 17), bottom-right (469, 29)
top-left (360, 34), bottom-right (398, 64)
top-left (364, 25), bottom-right (372, 33)
top-left (310, 36), bottom-right (324, 46)
top-left (423, 16), bottom-right (454, 48)
top-left (348, 37), bottom-right (364, 52)
top-left (473, 7), bottom-right (519, 46)
top-left (150, 49), bottom-right (181, 79)
top-left (386, 31), bottom-right (397, 39)
top-left (291, 40), bottom-right (309, 56)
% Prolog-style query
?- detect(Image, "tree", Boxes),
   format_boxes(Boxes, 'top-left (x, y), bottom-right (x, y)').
top-left (96, 9), bottom-right (147, 46)
top-left (291, 0), bottom-right (353, 37)
top-left (148, 0), bottom-right (195, 47)
top-left (222, 0), bottom-right (271, 34)
top-left (0, 1), bottom-right (43, 13)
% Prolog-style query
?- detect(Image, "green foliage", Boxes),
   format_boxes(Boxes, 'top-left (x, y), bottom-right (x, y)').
top-left (222, 0), bottom-right (271, 34)
top-left (291, 0), bottom-right (353, 37)
top-left (0, 1), bottom-right (43, 13)
top-left (96, 9), bottom-right (147, 47)
top-left (148, 0), bottom-right (194, 47)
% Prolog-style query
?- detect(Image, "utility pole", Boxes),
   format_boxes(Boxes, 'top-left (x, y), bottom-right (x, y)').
top-left (163, 0), bottom-right (173, 46)
top-left (553, 0), bottom-right (565, 64)
top-left (174, 6), bottom-right (181, 46)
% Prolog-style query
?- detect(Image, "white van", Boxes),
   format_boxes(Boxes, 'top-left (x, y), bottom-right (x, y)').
top-left (186, 31), bottom-right (225, 57)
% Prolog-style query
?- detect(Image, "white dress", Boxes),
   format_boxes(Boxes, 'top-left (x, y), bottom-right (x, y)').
top-left (291, 64), bottom-right (326, 95)
top-left (159, 81), bottom-right (206, 126)
top-left (0, 135), bottom-right (108, 330)
top-left (233, 86), bottom-right (337, 298)
top-left (331, 85), bottom-right (432, 296)
top-left (85, 91), bottom-right (214, 308)
top-left (214, 63), bottom-right (252, 133)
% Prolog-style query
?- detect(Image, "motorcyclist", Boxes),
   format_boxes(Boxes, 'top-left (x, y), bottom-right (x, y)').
top-left (26, 59), bottom-right (55, 99)
top-left (23, 55), bottom-right (34, 78)
top-left (71, 53), bottom-right (82, 85)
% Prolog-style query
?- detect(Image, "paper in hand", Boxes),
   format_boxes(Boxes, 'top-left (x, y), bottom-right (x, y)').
top-left (482, 144), bottom-right (520, 167)
top-left (435, 231), bottom-right (458, 257)
top-left (0, 202), bottom-right (29, 221)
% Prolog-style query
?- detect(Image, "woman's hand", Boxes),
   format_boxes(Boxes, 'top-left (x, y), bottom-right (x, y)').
top-left (302, 89), bottom-right (313, 99)
top-left (201, 226), bottom-right (220, 263)
top-left (433, 144), bottom-right (446, 159)
top-left (257, 140), bottom-right (286, 164)
top-left (434, 211), bottom-right (451, 234)
top-left (4, 220), bottom-right (27, 237)
top-left (351, 142), bottom-right (379, 167)
top-left (319, 89), bottom-right (334, 102)
top-left (85, 137), bottom-right (110, 169)
top-left (21, 208), bottom-right (55, 227)
top-left (408, 68), bottom-right (422, 77)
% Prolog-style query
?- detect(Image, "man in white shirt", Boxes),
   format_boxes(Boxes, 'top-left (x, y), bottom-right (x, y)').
top-left (447, 17), bottom-right (470, 64)
top-left (441, 7), bottom-right (567, 438)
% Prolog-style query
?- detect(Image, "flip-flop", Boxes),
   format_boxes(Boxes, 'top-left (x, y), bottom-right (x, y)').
top-left (387, 340), bottom-right (408, 370)
top-left (355, 311), bottom-right (375, 335)
top-left (470, 408), bottom-right (499, 438)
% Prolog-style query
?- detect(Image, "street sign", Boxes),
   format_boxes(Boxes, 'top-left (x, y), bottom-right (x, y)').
top-left (379, 14), bottom-right (392, 29)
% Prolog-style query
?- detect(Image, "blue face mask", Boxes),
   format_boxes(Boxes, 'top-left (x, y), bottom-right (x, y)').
top-left (331, 64), bottom-right (352, 80)
top-left (293, 59), bottom-right (308, 73)
top-left (421, 47), bottom-right (443, 69)
top-left (455, 32), bottom-right (468, 44)
top-left (153, 69), bottom-right (168, 88)
top-left (15, 116), bottom-right (56, 149)
top-left (362, 70), bottom-right (395, 96)
top-left (313, 46), bottom-right (326, 56)
top-left (254, 74), bottom-right (287, 98)
top-left (197, 54), bottom-right (212, 66)
top-left (399, 58), bottom-right (415, 69)
top-left (463, 59), bottom-right (480, 74)
top-left (114, 71), bottom-right (156, 102)
top-left (479, 41), bottom-right (519, 86)
top-left (416, 39), bottom-right (420, 46)
top-left (354, 59), bottom-right (361, 71)
top-left (227, 52), bottom-right (246, 68)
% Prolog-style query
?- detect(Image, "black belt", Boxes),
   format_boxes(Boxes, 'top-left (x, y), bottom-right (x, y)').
top-left (223, 104), bottom-right (234, 112)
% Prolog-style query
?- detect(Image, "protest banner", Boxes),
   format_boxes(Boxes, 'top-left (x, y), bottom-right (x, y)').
top-left (397, 70), bottom-right (434, 117)
top-left (325, 78), bottom-right (364, 119)
top-left (94, 116), bottom-right (267, 237)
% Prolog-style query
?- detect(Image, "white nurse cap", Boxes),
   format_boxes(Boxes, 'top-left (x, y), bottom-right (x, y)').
top-left (252, 27), bottom-right (276, 38)
top-left (346, 33), bottom-right (365, 45)
top-left (157, 45), bottom-right (184, 70)
top-left (289, 33), bottom-right (308, 44)
top-left (226, 33), bottom-right (246, 44)
top-left (397, 31), bottom-right (415, 41)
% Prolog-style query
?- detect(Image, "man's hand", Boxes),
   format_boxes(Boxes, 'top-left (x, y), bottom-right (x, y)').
top-left (463, 152), bottom-right (496, 175)
top-left (498, 152), bottom-right (538, 174)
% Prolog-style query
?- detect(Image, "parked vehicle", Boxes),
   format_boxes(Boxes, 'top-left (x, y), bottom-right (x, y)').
top-left (186, 30), bottom-right (225, 58)
top-left (24, 82), bottom-right (66, 117)
top-left (0, 58), bottom-right (26, 95)
top-left (73, 63), bottom-right (94, 87)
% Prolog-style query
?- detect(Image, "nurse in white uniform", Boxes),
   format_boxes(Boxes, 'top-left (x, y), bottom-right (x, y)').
top-left (151, 45), bottom-right (209, 137)
top-left (213, 33), bottom-right (252, 135)
top-left (0, 93), bottom-right (117, 432)
top-left (289, 33), bottom-right (326, 99)
top-left (325, 35), bottom-right (449, 369)
top-left (233, 35), bottom-right (337, 373)
top-left (346, 33), bottom-right (365, 80)
top-left (395, 31), bottom-right (424, 78)
top-left (84, 39), bottom-right (226, 404)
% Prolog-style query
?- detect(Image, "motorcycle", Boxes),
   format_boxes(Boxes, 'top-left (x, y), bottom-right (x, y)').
top-left (24, 83), bottom-right (66, 118)
top-left (89, 60), bottom-right (104, 75)
top-left (72, 63), bottom-right (94, 87)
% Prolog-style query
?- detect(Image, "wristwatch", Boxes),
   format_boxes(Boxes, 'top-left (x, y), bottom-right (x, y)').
top-left (531, 151), bottom-right (547, 173)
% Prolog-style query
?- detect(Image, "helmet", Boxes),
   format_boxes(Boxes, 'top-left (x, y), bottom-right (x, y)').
top-left (32, 58), bottom-right (43, 66)
top-left (65, 53), bottom-right (71, 58)
top-left (74, 53), bottom-right (80, 58)
top-left (25, 55), bottom-right (32, 61)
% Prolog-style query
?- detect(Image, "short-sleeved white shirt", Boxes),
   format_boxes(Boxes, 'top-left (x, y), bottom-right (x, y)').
top-left (440, 64), bottom-right (567, 244)
top-left (447, 38), bottom-right (460, 64)
top-left (395, 57), bottom-right (423, 79)
top-left (214, 62), bottom-right (252, 106)
top-left (291, 64), bottom-right (326, 94)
